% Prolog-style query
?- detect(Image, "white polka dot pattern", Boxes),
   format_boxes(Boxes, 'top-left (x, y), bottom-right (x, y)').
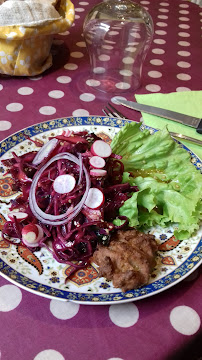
top-left (176, 86), bottom-right (191, 91)
top-left (153, 39), bottom-right (166, 44)
top-left (179, 10), bottom-right (189, 15)
top-left (150, 59), bottom-right (164, 65)
top-left (178, 32), bottom-right (190, 37)
top-left (39, 106), bottom-right (56, 115)
top-left (75, 8), bottom-right (85, 12)
top-left (0, 285), bottom-right (22, 311)
top-left (17, 87), bottom-right (34, 95)
top-left (98, 54), bottom-right (110, 61)
top-left (178, 24), bottom-right (190, 29)
top-left (156, 22), bottom-right (168, 27)
top-left (93, 67), bottom-right (105, 74)
top-left (109, 304), bottom-right (139, 328)
top-left (57, 76), bottom-right (72, 83)
top-left (70, 52), bottom-right (84, 58)
top-left (177, 61), bottom-right (191, 68)
top-left (79, 93), bottom-right (95, 102)
top-left (177, 73), bottom-right (191, 80)
top-left (76, 41), bottom-right (86, 47)
top-left (119, 69), bottom-right (133, 76)
top-left (178, 41), bottom-right (190, 46)
top-left (152, 48), bottom-right (165, 54)
top-left (155, 30), bottom-right (167, 35)
top-left (34, 350), bottom-right (65, 360)
top-left (177, 51), bottom-right (191, 56)
top-left (146, 84), bottom-right (161, 92)
top-left (122, 57), bottom-right (134, 64)
top-left (179, 3), bottom-right (189, 8)
top-left (148, 70), bottom-right (162, 78)
top-left (179, 17), bottom-right (189, 21)
top-left (0, 120), bottom-right (12, 130)
top-left (72, 109), bottom-right (90, 116)
top-left (159, 8), bottom-right (169, 13)
top-left (115, 82), bottom-right (130, 90)
top-left (64, 63), bottom-right (78, 70)
top-left (158, 15), bottom-right (168, 20)
top-left (170, 306), bottom-right (201, 335)
top-left (50, 300), bottom-right (80, 320)
top-left (48, 90), bottom-right (65, 99)
top-left (86, 79), bottom-right (101, 86)
top-left (6, 103), bottom-right (23, 112)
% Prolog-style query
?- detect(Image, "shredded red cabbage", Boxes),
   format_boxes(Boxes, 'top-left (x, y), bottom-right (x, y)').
top-left (1, 130), bottom-right (138, 275)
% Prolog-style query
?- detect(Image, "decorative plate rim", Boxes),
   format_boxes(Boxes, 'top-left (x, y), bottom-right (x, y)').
top-left (0, 116), bottom-right (201, 305)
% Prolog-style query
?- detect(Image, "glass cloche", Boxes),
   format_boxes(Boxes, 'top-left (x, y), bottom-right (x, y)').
top-left (83, 0), bottom-right (154, 93)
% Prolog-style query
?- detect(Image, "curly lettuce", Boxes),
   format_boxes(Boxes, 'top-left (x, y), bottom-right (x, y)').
top-left (111, 122), bottom-right (202, 240)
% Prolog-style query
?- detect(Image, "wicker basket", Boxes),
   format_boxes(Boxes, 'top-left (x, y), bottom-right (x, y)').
top-left (0, 0), bottom-right (74, 76)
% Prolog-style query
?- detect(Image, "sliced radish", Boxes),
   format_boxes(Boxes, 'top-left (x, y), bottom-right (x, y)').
top-left (89, 156), bottom-right (105, 169)
top-left (62, 129), bottom-right (72, 137)
top-left (35, 224), bottom-right (44, 242)
top-left (84, 188), bottom-right (104, 209)
top-left (32, 138), bottom-right (58, 165)
top-left (82, 205), bottom-right (103, 221)
top-left (22, 223), bottom-right (39, 247)
top-left (53, 174), bottom-right (76, 194)
top-left (91, 140), bottom-right (112, 158)
top-left (46, 239), bottom-right (53, 250)
top-left (8, 211), bottom-right (28, 222)
top-left (90, 169), bottom-right (107, 177)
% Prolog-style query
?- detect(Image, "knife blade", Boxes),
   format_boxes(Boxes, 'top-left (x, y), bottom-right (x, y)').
top-left (118, 100), bottom-right (202, 134)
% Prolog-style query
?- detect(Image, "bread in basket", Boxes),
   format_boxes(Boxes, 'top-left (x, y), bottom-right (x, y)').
top-left (0, 0), bottom-right (74, 76)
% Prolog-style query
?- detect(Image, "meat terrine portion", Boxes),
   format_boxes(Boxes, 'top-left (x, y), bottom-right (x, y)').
top-left (93, 229), bottom-right (158, 292)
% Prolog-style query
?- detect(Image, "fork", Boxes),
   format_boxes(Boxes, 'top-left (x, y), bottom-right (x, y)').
top-left (102, 102), bottom-right (202, 146)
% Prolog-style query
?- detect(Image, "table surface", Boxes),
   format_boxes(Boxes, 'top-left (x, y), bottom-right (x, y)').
top-left (0, 0), bottom-right (202, 359)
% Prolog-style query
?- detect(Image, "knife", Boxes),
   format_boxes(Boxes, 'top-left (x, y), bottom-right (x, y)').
top-left (118, 100), bottom-right (202, 134)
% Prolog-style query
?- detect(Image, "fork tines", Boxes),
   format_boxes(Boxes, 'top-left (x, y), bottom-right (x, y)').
top-left (102, 102), bottom-right (127, 119)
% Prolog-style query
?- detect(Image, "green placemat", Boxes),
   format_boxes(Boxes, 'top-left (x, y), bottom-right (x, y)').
top-left (135, 91), bottom-right (202, 159)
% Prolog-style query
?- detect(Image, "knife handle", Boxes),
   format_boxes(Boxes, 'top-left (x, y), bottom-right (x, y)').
top-left (197, 119), bottom-right (202, 134)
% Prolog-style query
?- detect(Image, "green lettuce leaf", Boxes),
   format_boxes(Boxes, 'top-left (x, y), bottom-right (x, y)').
top-left (111, 122), bottom-right (202, 240)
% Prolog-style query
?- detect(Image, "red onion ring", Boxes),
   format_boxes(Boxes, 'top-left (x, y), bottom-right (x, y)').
top-left (78, 153), bottom-right (83, 185)
top-left (29, 152), bottom-right (91, 225)
top-left (32, 138), bottom-right (59, 165)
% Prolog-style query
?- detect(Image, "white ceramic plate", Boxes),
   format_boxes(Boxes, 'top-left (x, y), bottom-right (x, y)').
top-left (0, 116), bottom-right (201, 304)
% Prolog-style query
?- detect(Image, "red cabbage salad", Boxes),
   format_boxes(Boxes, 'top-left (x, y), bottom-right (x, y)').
top-left (1, 128), bottom-right (138, 274)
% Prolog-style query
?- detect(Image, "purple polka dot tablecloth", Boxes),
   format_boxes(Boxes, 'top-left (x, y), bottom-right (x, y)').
top-left (0, 1), bottom-right (202, 360)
